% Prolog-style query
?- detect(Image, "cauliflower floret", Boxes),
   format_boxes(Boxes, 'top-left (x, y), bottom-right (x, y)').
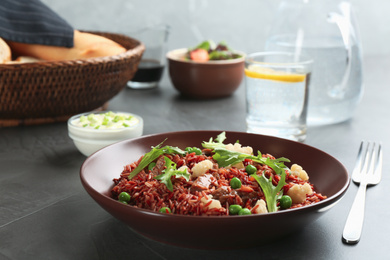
top-left (177, 165), bottom-right (189, 172)
top-left (252, 199), bottom-right (268, 214)
top-left (290, 164), bottom-right (309, 181)
top-left (287, 183), bottom-right (313, 204)
top-left (231, 162), bottom-right (245, 169)
top-left (192, 160), bottom-right (213, 178)
top-left (224, 143), bottom-right (252, 169)
top-left (225, 143), bottom-right (253, 155)
top-left (201, 195), bottom-right (222, 209)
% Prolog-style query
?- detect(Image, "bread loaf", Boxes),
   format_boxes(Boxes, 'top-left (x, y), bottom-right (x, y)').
top-left (5, 30), bottom-right (127, 61)
top-left (5, 56), bottom-right (42, 64)
top-left (0, 37), bottom-right (11, 63)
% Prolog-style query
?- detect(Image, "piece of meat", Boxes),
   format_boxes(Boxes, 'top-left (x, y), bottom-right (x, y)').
top-left (236, 189), bottom-right (260, 203)
top-left (150, 155), bottom-right (166, 176)
top-left (202, 148), bottom-right (213, 156)
top-left (211, 186), bottom-right (237, 205)
top-left (191, 173), bottom-right (215, 192)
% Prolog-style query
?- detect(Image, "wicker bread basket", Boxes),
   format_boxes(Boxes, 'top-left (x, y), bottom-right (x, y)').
top-left (0, 31), bottom-right (145, 127)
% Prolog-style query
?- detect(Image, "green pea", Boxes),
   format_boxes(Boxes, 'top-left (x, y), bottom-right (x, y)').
top-left (148, 162), bottom-right (156, 171)
top-left (229, 204), bottom-right (242, 215)
top-left (245, 164), bottom-right (257, 175)
top-left (280, 195), bottom-right (292, 209)
top-left (159, 207), bottom-right (172, 213)
top-left (192, 147), bottom-right (202, 155)
top-left (238, 208), bottom-right (252, 215)
top-left (230, 177), bottom-right (242, 189)
top-left (118, 192), bottom-right (131, 202)
top-left (185, 147), bottom-right (202, 155)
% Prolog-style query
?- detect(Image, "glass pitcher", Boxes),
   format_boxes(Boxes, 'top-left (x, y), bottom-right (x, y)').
top-left (265, 0), bottom-right (363, 125)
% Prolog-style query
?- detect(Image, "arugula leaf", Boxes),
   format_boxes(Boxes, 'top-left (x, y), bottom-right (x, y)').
top-left (154, 156), bottom-right (190, 192)
top-left (212, 147), bottom-right (290, 172)
top-left (194, 40), bottom-right (215, 51)
top-left (128, 141), bottom-right (165, 180)
top-left (202, 132), bottom-right (290, 174)
top-left (208, 139), bottom-right (289, 212)
top-left (202, 132), bottom-right (227, 150)
top-left (209, 50), bottom-right (230, 60)
top-left (252, 154), bottom-right (290, 176)
top-left (160, 145), bottom-right (186, 156)
top-left (128, 140), bottom-right (185, 180)
top-left (212, 148), bottom-right (251, 167)
top-left (251, 170), bottom-right (286, 213)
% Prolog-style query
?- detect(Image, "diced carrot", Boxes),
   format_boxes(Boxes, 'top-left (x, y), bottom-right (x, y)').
top-left (239, 185), bottom-right (254, 193)
top-left (251, 205), bottom-right (259, 213)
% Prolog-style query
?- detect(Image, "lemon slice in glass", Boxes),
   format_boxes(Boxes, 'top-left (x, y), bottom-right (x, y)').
top-left (245, 65), bottom-right (306, 83)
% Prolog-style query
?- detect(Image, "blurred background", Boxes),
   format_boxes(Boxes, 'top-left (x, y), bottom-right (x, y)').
top-left (41, 0), bottom-right (388, 56)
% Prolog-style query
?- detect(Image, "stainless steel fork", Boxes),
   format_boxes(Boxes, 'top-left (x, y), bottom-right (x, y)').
top-left (342, 141), bottom-right (383, 244)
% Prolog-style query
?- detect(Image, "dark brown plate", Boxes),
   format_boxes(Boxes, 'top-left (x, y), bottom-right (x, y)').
top-left (80, 130), bottom-right (350, 249)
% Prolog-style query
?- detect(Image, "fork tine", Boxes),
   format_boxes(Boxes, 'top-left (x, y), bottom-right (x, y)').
top-left (361, 142), bottom-right (372, 175)
top-left (367, 142), bottom-right (376, 175)
top-left (373, 143), bottom-right (383, 183)
top-left (352, 141), bottom-right (365, 179)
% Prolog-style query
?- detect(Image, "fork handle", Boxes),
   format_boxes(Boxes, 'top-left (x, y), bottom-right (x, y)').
top-left (342, 183), bottom-right (367, 244)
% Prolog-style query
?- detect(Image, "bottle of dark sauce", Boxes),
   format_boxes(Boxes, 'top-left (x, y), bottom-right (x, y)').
top-left (130, 59), bottom-right (164, 86)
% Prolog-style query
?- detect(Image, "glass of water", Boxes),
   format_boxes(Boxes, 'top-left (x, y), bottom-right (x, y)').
top-left (264, 0), bottom-right (363, 126)
top-left (245, 52), bottom-right (313, 142)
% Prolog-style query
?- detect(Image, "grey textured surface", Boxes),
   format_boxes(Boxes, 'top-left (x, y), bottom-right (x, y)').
top-left (1, 1), bottom-right (390, 259)
top-left (0, 55), bottom-right (389, 259)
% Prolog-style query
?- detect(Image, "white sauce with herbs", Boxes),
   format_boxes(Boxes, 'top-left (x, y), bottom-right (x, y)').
top-left (71, 111), bottom-right (139, 129)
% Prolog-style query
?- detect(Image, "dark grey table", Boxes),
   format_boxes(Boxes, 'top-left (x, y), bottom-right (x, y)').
top-left (0, 55), bottom-right (388, 260)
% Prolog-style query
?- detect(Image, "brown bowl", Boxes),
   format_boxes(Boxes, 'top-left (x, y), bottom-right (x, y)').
top-left (0, 31), bottom-right (145, 127)
top-left (167, 49), bottom-right (245, 99)
top-left (80, 130), bottom-right (350, 249)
